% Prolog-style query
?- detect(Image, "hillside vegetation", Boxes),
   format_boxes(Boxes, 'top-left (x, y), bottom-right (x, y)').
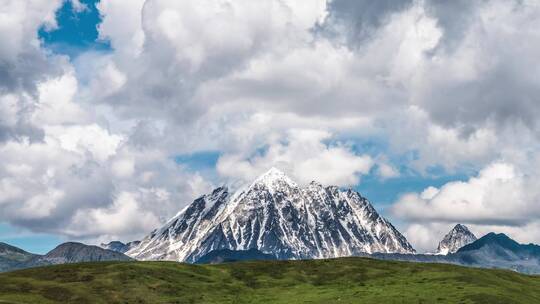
top-left (0, 257), bottom-right (539, 304)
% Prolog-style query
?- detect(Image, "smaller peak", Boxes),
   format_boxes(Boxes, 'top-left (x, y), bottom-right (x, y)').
top-left (436, 224), bottom-right (477, 255)
top-left (449, 224), bottom-right (475, 236)
top-left (457, 232), bottom-right (518, 253)
top-left (484, 232), bottom-right (510, 240)
top-left (57, 242), bottom-right (84, 247)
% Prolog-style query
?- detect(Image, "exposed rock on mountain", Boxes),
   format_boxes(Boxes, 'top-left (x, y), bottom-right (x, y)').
top-left (128, 168), bottom-right (415, 262)
top-left (100, 241), bottom-right (141, 253)
top-left (436, 224), bottom-right (477, 255)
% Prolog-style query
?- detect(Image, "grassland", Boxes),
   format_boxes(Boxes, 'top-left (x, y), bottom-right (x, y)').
top-left (0, 257), bottom-right (539, 304)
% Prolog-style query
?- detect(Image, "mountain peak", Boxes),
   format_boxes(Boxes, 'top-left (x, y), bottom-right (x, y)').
top-left (436, 224), bottom-right (477, 255)
top-left (453, 224), bottom-right (469, 232)
top-left (457, 232), bottom-right (523, 253)
top-left (128, 169), bottom-right (415, 262)
top-left (252, 167), bottom-right (297, 191)
top-left (0, 242), bottom-right (30, 255)
top-left (257, 167), bottom-right (287, 180)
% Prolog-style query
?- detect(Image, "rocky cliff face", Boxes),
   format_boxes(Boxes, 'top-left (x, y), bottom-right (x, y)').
top-left (100, 241), bottom-right (141, 253)
top-left (127, 168), bottom-right (415, 262)
top-left (436, 224), bottom-right (477, 255)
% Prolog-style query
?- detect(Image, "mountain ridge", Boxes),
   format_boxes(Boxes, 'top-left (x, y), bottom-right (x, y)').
top-left (14, 242), bottom-right (132, 270)
top-left (100, 241), bottom-right (141, 253)
top-left (436, 224), bottom-right (477, 255)
top-left (454, 232), bottom-right (540, 273)
top-left (367, 232), bottom-right (540, 274)
top-left (0, 243), bottom-right (37, 272)
top-left (127, 168), bottom-right (415, 262)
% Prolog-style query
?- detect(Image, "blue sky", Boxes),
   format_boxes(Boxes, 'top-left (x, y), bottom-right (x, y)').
top-left (39, 0), bottom-right (110, 58)
top-left (0, 224), bottom-right (63, 254)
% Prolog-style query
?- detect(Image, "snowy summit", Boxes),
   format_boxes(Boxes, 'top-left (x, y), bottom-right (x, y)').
top-left (127, 168), bottom-right (415, 262)
top-left (436, 224), bottom-right (477, 255)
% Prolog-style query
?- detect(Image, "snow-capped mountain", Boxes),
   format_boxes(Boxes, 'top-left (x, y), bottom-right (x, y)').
top-left (127, 168), bottom-right (415, 262)
top-left (436, 224), bottom-right (477, 255)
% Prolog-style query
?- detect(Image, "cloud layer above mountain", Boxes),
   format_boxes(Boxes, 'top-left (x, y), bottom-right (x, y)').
top-left (1, 0), bottom-right (540, 250)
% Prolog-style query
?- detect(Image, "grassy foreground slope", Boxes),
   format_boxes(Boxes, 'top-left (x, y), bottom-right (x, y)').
top-left (0, 258), bottom-right (539, 304)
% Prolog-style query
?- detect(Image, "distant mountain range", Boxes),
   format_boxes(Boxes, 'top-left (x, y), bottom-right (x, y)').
top-left (0, 242), bottom-right (131, 272)
top-left (454, 232), bottom-right (540, 273)
top-left (24, 242), bottom-right (132, 268)
top-left (3, 231), bottom-right (539, 274)
top-left (368, 232), bottom-right (540, 274)
top-left (1, 169), bottom-right (540, 274)
top-left (127, 168), bottom-right (415, 263)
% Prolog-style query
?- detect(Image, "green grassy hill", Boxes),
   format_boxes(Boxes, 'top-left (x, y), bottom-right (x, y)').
top-left (0, 257), bottom-right (539, 304)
